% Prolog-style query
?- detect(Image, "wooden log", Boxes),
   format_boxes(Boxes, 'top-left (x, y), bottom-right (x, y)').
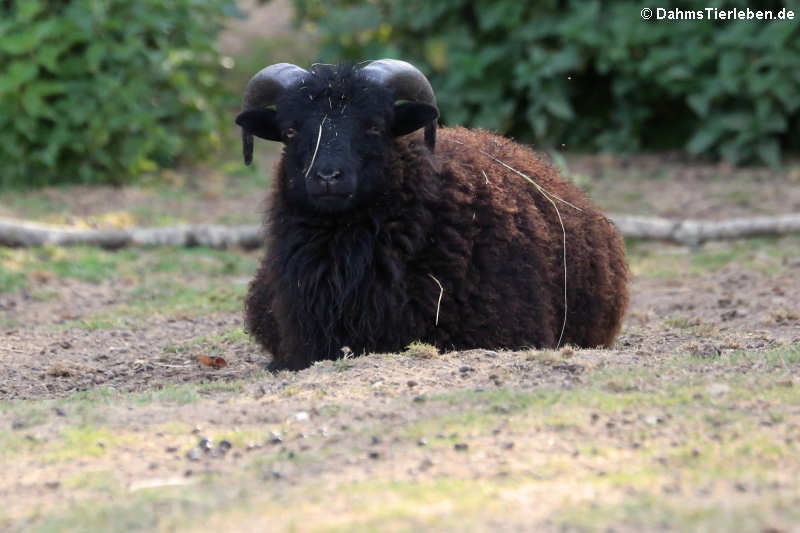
top-left (610, 214), bottom-right (800, 246)
top-left (1, 214), bottom-right (799, 249)
top-left (0, 218), bottom-right (262, 249)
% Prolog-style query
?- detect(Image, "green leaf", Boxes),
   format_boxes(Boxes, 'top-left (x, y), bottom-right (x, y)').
top-left (686, 128), bottom-right (719, 155)
top-left (0, 62), bottom-right (38, 94)
top-left (686, 93), bottom-right (711, 117)
top-left (0, 30), bottom-right (43, 55)
top-left (86, 43), bottom-right (108, 73)
top-left (719, 112), bottom-right (751, 131)
top-left (0, 0), bottom-right (235, 187)
top-left (18, 0), bottom-right (45, 21)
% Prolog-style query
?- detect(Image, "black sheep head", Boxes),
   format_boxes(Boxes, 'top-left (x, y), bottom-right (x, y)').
top-left (235, 61), bottom-right (439, 214)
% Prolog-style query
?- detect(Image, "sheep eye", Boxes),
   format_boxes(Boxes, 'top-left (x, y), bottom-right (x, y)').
top-left (284, 128), bottom-right (297, 140)
top-left (366, 124), bottom-right (381, 136)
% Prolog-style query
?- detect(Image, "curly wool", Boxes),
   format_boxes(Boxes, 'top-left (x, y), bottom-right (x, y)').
top-left (246, 126), bottom-right (628, 370)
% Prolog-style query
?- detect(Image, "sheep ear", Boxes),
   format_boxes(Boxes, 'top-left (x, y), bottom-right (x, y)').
top-left (392, 101), bottom-right (439, 138)
top-left (235, 109), bottom-right (282, 141)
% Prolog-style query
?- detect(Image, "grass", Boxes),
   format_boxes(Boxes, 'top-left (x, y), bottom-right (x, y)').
top-left (0, 247), bottom-right (140, 286)
top-left (59, 279), bottom-right (247, 331)
top-left (63, 470), bottom-right (120, 493)
top-left (38, 248), bottom-right (140, 281)
top-left (0, 266), bottom-right (27, 292)
top-left (24, 404), bottom-right (796, 533)
top-left (1, 373), bottom-right (274, 429)
top-left (19, 474), bottom-right (522, 533)
top-left (17, 488), bottom-right (209, 533)
top-left (3, 339), bottom-right (799, 532)
top-left (124, 281), bottom-right (246, 315)
top-left (0, 187), bottom-right (63, 220)
top-left (309, 478), bottom-right (520, 532)
top-left (686, 343), bottom-right (800, 368)
top-left (64, 317), bottom-right (126, 331)
top-left (0, 424), bottom-right (127, 463)
top-left (1, 245), bottom-right (257, 333)
top-left (718, 188), bottom-right (756, 208)
top-left (164, 327), bottom-right (250, 356)
top-left (0, 152), bottom-right (274, 225)
top-left (664, 315), bottom-right (697, 329)
top-left (0, 246), bottom-right (258, 295)
top-left (133, 386), bottom-right (200, 406)
top-left (142, 248), bottom-right (258, 277)
top-left (48, 426), bottom-right (120, 460)
top-left (626, 235), bottom-right (800, 279)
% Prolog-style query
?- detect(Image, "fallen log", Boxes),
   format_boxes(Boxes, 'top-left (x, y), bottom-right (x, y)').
top-left (611, 214), bottom-right (800, 247)
top-left (1, 214), bottom-right (799, 249)
top-left (0, 218), bottom-right (262, 249)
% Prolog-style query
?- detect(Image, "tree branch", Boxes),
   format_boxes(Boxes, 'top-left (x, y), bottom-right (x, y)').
top-left (0, 218), bottom-right (262, 249)
top-left (610, 214), bottom-right (800, 247)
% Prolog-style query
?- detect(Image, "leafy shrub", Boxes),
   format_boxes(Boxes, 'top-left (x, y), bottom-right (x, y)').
top-left (0, 0), bottom-right (240, 187)
top-left (292, 0), bottom-right (800, 165)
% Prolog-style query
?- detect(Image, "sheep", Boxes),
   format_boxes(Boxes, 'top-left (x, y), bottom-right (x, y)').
top-left (235, 60), bottom-right (629, 370)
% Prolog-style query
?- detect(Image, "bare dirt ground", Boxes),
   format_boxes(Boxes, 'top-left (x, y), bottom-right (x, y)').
top-left (2, 159), bottom-right (800, 532)
top-left (1, 245), bottom-right (798, 400)
top-left (570, 153), bottom-right (800, 219)
top-left (2, 152), bottom-right (799, 227)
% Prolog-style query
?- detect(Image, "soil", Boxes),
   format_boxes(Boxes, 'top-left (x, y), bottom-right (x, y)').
top-left (1, 257), bottom-right (797, 400)
top-left (2, 244), bottom-right (799, 531)
top-left (569, 153), bottom-right (800, 219)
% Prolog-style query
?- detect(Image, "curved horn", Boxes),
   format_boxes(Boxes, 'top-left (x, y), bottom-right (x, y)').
top-left (239, 63), bottom-right (309, 165)
top-left (361, 59), bottom-right (439, 151)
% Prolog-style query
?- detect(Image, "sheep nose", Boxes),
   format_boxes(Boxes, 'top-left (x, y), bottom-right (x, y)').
top-left (315, 169), bottom-right (341, 183)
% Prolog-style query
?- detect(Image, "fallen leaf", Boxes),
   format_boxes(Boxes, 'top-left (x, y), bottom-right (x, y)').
top-left (32, 271), bottom-right (54, 283)
top-left (199, 355), bottom-right (228, 369)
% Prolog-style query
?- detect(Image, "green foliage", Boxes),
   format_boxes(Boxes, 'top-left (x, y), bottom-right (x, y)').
top-left (0, 0), bottom-right (240, 187)
top-left (293, 0), bottom-right (800, 165)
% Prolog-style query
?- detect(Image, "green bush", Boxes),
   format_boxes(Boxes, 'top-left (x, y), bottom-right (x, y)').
top-left (293, 0), bottom-right (800, 166)
top-left (0, 0), bottom-right (240, 187)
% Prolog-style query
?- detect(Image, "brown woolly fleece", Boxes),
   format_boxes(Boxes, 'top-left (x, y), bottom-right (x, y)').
top-left (245, 127), bottom-right (629, 370)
